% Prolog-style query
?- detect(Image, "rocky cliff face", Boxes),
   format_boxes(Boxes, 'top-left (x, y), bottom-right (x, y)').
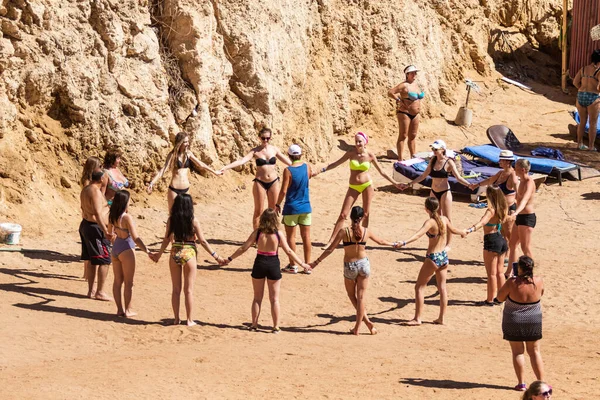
top-left (0, 0), bottom-right (563, 208)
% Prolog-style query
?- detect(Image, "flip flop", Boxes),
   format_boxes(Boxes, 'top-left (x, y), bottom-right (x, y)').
top-left (514, 383), bottom-right (527, 391)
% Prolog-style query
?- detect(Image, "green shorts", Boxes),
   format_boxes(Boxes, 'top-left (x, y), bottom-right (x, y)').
top-left (282, 213), bottom-right (312, 227)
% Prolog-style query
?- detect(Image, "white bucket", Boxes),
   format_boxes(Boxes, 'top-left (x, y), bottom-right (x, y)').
top-left (1, 223), bottom-right (22, 245)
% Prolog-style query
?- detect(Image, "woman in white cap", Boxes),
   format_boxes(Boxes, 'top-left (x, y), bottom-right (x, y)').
top-left (220, 128), bottom-right (292, 229)
top-left (388, 65), bottom-right (425, 160)
top-left (470, 149), bottom-right (519, 269)
top-left (276, 144), bottom-right (320, 274)
top-left (320, 132), bottom-right (403, 248)
top-left (400, 139), bottom-right (470, 251)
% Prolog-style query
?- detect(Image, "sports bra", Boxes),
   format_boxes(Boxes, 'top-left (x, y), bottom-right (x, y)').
top-left (349, 159), bottom-right (371, 171)
top-left (176, 155), bottom-right (191, 169)
top-left (106, 170), bottom-right (129, 192)
top-left (342, 227), bottom-right (367, 247)
top-left (256, 157), bottom-right (276, 167)
top-left (406, 91), bottom-right (425, 101)
top-left (429, 157), bottom-right (449, 179)
top-left (256, 230), bottom-right (280, 255)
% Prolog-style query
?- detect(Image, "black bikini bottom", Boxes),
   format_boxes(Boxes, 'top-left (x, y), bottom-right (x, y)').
top-left (397, 110), bottom-right (418, 120)
top-left (253, 177), bottom-right (280, 191)
top-left (431, 188), bottom-right (449, 201)
top-left (169, 186), bottom-right (189, 195)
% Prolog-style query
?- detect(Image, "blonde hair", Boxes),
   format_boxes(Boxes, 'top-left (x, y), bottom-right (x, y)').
top-left (81, 156), bottom-right (102, 187)
top-left (258, 208), bottom-right (279, 234)
top-left (516, 158), bottom-right (531, 172)
top-left (167, 132), bottom-right (190, 172)
top-left (425, 197), bottom-right (445, 235)
top-left (486, 186), bottom-right (508, 223)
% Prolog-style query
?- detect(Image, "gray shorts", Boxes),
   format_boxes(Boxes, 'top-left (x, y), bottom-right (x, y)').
top-left (343, 257), bottom-right (371, 280)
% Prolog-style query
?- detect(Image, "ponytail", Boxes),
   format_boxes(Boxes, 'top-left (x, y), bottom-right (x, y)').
top-left (425, 197), bottom-right (445, 235)
top-left (350, 206), bottom-right (365, 241)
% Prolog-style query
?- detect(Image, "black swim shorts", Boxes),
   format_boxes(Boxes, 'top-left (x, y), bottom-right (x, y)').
top-left (79, 219), bottom-right (111, 265)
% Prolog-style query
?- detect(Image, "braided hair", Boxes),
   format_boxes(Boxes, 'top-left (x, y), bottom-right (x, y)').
top-left (350, 206), bottom-right (364, 241)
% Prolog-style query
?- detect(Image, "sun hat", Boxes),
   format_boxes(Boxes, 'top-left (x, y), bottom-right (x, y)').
top-left (499, 150), bottom-right (515, 161)
top-left (288, 144), bottom-right (302, 156)
top-left (430, 139), bottom-right (446, 150)
top-left (404, 65), bottom-right (419, 74)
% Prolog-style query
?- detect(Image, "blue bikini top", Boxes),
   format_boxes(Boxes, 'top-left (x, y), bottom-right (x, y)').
top-left (406, 91), bottom-right (425, 101)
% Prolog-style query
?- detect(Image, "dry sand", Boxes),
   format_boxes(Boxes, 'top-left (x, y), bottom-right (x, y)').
top-left (1, 79), bottom-right (599, 399)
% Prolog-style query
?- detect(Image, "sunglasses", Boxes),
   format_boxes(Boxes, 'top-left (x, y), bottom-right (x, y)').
top-left (260, 136), bottom-right (271, 141)
top-left (537, 388), bottom-right (552, 397)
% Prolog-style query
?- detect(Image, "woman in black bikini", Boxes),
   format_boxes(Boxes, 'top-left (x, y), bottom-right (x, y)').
top-left (388, 65), bottom-right (424, 160)
top-left (147, 132), bottom-right (222, 212)
top-left (219, 128), bottom-right (292, 229)
top-left (400, 139), bottom-right (470, 250)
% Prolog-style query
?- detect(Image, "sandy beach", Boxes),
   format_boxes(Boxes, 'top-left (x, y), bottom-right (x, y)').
top-left (1, 79), bottom-right (599, 399)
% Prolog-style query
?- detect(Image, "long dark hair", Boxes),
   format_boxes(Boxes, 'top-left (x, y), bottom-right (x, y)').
top-left (517, 255), bottom-right (536, 287)
top-left (169, 194), bottom-right (195, 241)
top-left (521, 381), bottom-right (547, 400)
top-left (109, 190), bottom-right (130, 225)
top-left (350, 206), bottom-right (364, 241)
top-left (425, 197), bottom-right (445, 235)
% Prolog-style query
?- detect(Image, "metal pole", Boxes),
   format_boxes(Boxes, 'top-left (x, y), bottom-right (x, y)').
top-left (561, 0), bottom-right (568, 92)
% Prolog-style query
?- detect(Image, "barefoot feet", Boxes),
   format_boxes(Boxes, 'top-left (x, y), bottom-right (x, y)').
top-left (405, 319), bottom-right (422, 326)
top-left (95, 292), bottom-right (112, 301)
top-left (186, 319), bottom-right (197, 327)
top-left (433, 318), bottom-right (445, 325)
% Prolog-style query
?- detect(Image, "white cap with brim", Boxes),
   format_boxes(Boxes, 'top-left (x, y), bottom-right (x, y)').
top-left (499, 150), bottom-right (515, 161)
top-left (430, 139), bottom-right (446, 150)
top-left (288, 144), bottom-right (302, 156)
top-left (404, 65), bottom-right (419, 74)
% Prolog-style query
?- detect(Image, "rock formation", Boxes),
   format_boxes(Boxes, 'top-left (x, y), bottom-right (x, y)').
top-left (0, 0), bottom-right (564, 210)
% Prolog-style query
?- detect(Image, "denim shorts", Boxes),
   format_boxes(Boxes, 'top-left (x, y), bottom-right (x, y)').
top-left (343, 257), bottom-right (371, 280)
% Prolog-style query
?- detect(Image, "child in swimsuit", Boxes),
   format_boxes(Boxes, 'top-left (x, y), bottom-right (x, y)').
top-left (225, 208), bottom-right (309, 333)
top-left (150, 194), bottom-right (226, 326)
top-left (107, 190), bottom-right (151, 317)
top-left (394, 197), bottom-right (467, 325)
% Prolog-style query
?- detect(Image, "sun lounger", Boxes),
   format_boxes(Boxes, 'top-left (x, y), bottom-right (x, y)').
top-left (570, 110), bottom-right (600, 135)
top-left (485, 125), bottom-right (581, 185)
top-left (462, 144), bottom-right (574, 185)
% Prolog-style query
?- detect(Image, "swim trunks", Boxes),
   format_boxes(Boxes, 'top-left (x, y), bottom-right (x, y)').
top-left (79, 219), bottom-right (111, 265)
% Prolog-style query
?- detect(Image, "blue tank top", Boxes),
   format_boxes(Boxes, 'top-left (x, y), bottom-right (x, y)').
top-left (282, 163), bottom-right (312, 215)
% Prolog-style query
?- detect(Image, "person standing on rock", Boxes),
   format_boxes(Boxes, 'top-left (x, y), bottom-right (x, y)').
top-left (275, 144), bottom-right (320, 274)
top-left (219, 127), bottom-right (292, 229)
top-left (147, 132), bottom-right (222, 213)
top-left (79, 169), bottom-right (114, 301)
top-left (388, 65), bottom-right (425, 160)
top-left (573, 49), bottom-right (600, 151)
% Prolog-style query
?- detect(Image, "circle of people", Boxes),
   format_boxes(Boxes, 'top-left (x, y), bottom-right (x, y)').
top-left (77, 65), bottom-right (548, 394)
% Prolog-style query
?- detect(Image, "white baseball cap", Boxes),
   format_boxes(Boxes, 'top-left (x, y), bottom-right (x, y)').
top-left (288, 144), bottom-right (302, 156)
top-left (430, 139), bottom-right (447, 150)
top-left (404, 65), bottom-right (419, 74)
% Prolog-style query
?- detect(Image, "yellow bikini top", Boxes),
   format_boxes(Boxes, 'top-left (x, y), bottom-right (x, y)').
top-left (349, 159), bottom-right (371, 171)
